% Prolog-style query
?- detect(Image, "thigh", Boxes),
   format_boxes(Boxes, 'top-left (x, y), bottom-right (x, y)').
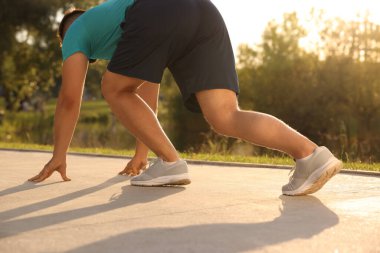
top-left (102, 70), bottom-right (147, 94)
top-left (169, 0), bottom-right (239, 113)
top-left (196, 89), bottom-right (239, 120)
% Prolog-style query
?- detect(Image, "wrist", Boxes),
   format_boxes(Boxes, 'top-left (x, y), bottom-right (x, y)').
top-left (134, 147), bottom-right (148, 158)
top-left (52, 152), bottom-right (67, 161)
top-left (133, 153), bottom-right (148, 161)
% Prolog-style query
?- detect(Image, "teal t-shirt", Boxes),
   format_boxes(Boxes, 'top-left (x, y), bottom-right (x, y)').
top-left (62, 0), bottom-right (135, 61)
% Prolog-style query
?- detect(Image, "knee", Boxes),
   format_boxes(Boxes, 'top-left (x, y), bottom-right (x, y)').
top-left (101, 71), bottom-right (141, 102)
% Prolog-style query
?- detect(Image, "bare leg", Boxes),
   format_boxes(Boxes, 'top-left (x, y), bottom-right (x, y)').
top-left (118, 81), bottom-right (162, 176)
top-left (134, 81), bottom-right (160, 159)
top-left (196, 89), bottom-right (318, 159)
top-left (102, 71), bottom-right (179, 162)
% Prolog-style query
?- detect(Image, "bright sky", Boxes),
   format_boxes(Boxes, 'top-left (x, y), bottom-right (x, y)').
top-left (212, 0), bottom-right (380, 53)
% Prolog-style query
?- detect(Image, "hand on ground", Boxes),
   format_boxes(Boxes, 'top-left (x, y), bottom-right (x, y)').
top-left (119, 156), bottom-right (147, 176)
top-left (28, 159), bottom-right (71, 182)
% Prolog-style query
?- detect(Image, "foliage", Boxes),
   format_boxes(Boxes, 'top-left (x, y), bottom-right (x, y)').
top-left (0, 0), bottom-right (104, 111)
top-left (0, 2), bottom-right (379, 162)
top-left (237, 12), bottom-right (380, 162)
top-left (0, 99), bottom-right (135, 149)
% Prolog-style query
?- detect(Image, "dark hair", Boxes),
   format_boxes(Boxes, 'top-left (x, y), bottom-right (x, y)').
top-left (58, 9), bottom-right (86, 45)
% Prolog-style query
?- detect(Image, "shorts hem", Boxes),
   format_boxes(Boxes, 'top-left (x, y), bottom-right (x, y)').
top-left (106, 66), bottom-right (162, 84)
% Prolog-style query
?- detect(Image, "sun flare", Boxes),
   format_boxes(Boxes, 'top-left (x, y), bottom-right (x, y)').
top-left (212, 0), bottom-right (380, 52)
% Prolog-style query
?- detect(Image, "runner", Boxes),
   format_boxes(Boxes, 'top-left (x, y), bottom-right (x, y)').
top-left (29, 0), bottom-right (343, 196)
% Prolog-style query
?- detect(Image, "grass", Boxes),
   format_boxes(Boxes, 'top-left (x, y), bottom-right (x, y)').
top-left (45, 99), bottom-right (111, 114)
top-left (1, 142), bottom-right (379, 172)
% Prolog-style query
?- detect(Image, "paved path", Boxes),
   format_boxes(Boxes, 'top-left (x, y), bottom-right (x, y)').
top-left (0, 150), bottom-right (379, 253)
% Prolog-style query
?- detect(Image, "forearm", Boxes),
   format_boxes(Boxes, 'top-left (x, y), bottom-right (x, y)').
top-left (52, 97), bottom-right (81, 159)
top-left (28, 53), bottom-right (87, 182)
top-left (51, 53), bottom-right (87, 159)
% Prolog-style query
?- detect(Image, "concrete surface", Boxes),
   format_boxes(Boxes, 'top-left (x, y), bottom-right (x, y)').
top-left (0, 150), bottom-right (379, 253)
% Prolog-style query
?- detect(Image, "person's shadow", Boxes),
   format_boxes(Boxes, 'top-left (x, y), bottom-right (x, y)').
top-left (0, 182), bottom-right (185, 238)
top-left (0, 176), bottom-right (127, 222)
top-left (63, 195), bottom-right (339, 253)
top-left (0, 181), bottom-right (63, 197)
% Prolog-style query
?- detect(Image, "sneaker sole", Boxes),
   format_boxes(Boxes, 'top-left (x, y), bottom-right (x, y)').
top-left (131, 173), bottom-right (191, 187)
top-left (283, 158), bottom-right (343, 196)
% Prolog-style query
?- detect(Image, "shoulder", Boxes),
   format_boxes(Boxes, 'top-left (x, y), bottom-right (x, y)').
top-left (63, 17), bottom-right (88, 43)
top-left (62, 19), bottom-right (91, 61)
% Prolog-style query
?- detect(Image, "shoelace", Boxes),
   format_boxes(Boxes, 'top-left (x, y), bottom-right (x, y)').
top-left (136, 158), bottom-right (160, 176)
top-left (288, 159), bottom-right (297, 180)
top-left (288, 166), bottom-right (296, 181)
top-left (147, 158), bottom-right (161, 170)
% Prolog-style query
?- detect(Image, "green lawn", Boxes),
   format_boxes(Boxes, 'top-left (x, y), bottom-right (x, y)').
top-left (45, 99), bottom-right (111, 114)
top-left (1, 142), bottom-right (379, 172)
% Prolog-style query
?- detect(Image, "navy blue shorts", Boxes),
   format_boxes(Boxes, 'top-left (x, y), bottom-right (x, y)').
top-left (107, 0), bottom-right (239, 112)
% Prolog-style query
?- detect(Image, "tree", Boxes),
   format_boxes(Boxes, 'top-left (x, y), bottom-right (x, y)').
top-left (237, 11), bottom-right (380, 161)
top-left (239, 13), bottom-right (321, 139)
top-left (0, 0), bottom-right (103, 111)
top-left (317, 13), bottom-right (380, 161)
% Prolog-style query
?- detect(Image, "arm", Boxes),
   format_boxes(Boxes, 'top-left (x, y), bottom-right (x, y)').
top-left (119, 82), bottom-right (160, 176)
top-left (29, 53), bottom-right (88, 182)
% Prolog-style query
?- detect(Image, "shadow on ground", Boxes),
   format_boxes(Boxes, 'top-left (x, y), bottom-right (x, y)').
top-left (0, 181), bottom-right (63, 197)
top-left (0, 175), bottom-right (339, 252)
top-left (62, 196), bottom-right (338, 253)
top-left (0, 177), bottom-right (185, 238)
top-left (0, 176), bottom-right (126, 222)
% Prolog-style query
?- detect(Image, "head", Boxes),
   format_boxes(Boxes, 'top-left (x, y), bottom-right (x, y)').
top-left (58, 8), bottom-right (86, 46)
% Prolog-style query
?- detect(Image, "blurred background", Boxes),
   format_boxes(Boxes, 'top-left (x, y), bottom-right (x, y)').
top-left (0, 0), bottom-right (379, 162)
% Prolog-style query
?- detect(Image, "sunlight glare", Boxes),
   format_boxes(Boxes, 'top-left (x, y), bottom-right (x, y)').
top-left (211, 0), bottom-right (380, 52)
